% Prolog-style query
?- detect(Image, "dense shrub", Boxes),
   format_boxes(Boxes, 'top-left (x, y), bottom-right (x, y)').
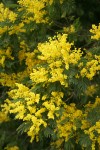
top-left (0, 0), bottom-right (100, 150)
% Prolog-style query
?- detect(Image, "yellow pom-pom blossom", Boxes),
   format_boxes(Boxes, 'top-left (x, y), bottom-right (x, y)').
top-left (3, 82), bottom-right (64, 142)
top-left (90, 24), bottom-right (100, 40)
top-left (0, 3), bottom-right (17, 23)
top-left (18, 0), bottom-right (47, 23)
top-left (80, 59), bottom-right (100, 80)
top-left (30, 67), bottom-right (48, 84)
top-left (30, 34), bottom-right (82, 87)
top-left (0, 3), bottom-right (17, 35)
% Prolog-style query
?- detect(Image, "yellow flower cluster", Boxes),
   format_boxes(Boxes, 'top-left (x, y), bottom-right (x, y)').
top-left (9, 22), bottom-right (26, 35)
top-left (69, 48), bottom-right (82, 64)
top-left (52, 97), bottom-right (100, 149)
top-left (63, 25), bottom-right (75, 33)
top-left (0, 26), bottom-right (8, 34)
top-left (80, 57), bottom-right (100, 80)
top-left (25, 52), bottom-right (39, 72)
top-left (35, 34), bottom-right (82, 86)
top-left (3, 92), bottom-right (99, 149)
top-left (85, 84), bottom-right (98, 97)
top-left (0, 0), bottom-right (65, 30)
top-left (0, 73), bottom-right (17, 87)
top-left (0, 52), bottom-right (39, 88)
top-left (84, 121), bottom-right (100, 150)
top-left (85, 97), bottom-right (100, 112)
top-left (90, 24), bottom-right (100, 40)
top-left (0, 111), bottom-right (9, 123)
top-left (5, 146), bottom-right (19, 150)
top-left (3, 83), bottom-right (64, 142)
top-left (18, 0), bottom-right (47, 23)
top-left (56, 103), bottom-right (82, 142)
top-left (0, 47), bottom-right (14, 67)
top-left (0, 3), bottom-right (17, 23)
top-left (30, 67), bottom-right (48, 84)
top-left (0, 34), bottom-right (84, 88)
top-left (0, 99), bottom-right (11, 123)
top-left (18, 0), bottom-right (64, 24)
top-left (0, 69), bottom-right (30, 87)
top-left (83, 97), bottom-right (100, 150)
top-left (18, 40), bottom-right (30, 64)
